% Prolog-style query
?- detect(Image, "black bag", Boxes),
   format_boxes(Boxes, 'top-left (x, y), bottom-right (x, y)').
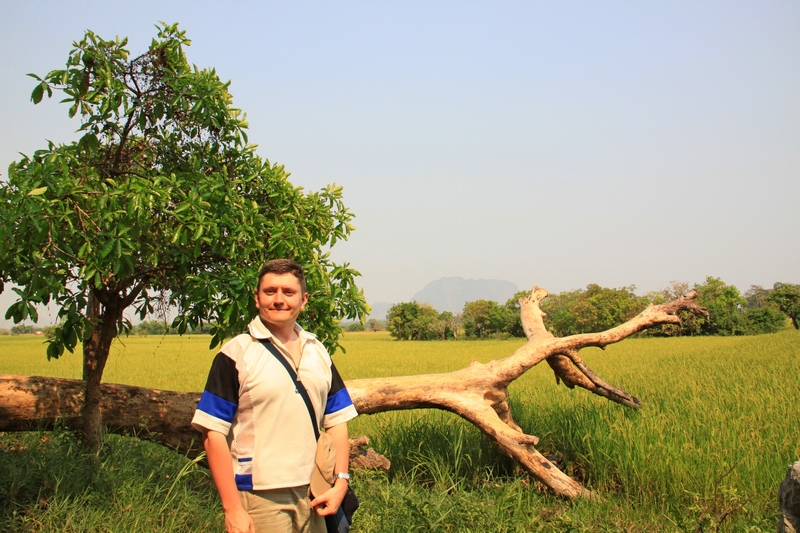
top-left (260, 340), bottom-right (359, 533)
top-left (324, 486), bottom-right (359, 533)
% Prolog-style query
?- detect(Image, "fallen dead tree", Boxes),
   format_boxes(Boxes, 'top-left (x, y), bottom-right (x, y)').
top-left (0, 286), bottom-right (704, 498)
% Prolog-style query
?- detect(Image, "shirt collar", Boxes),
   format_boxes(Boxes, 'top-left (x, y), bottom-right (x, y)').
top-left (248, 316), bottom-right (317, 345)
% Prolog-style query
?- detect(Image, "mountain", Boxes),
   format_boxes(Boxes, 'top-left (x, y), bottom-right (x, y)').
top-left (412, 277), bottom-right (519, 313)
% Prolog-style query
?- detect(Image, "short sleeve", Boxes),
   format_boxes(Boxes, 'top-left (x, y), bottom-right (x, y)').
top-left (191, 352), bottom-right (239, 434)
top-left (322, 362), bottom-right (358, 429)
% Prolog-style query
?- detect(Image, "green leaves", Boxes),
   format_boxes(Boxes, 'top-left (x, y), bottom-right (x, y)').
top-left (767, 282), bottom-right (800, 329)
top-left (31, 82), bottom-right (45, 104)
top-left (690, 277), bottom-right (748, 336)
top-left (1, 23), bottom-right (368, 367)
top-left (78, 132), bottom-right (99, 152)
top-left (27, 74), bottom-right (53, 104)
top-left (4, 300), bottom-right (38, 323)
top-left (386, 302), bottom-right (441, 341)
top-left (541, 284), bottom-right (650, 337)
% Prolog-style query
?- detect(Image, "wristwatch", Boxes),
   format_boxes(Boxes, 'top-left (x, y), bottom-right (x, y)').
top-left (335, 472), bottom-right (350, 482)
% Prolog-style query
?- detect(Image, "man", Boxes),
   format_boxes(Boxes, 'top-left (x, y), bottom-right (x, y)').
top-left (192, 259), bottom-right (357, 533)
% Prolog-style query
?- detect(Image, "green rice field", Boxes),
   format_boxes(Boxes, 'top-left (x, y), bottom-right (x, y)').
top-left (1, 329), bottom-right (798, 532)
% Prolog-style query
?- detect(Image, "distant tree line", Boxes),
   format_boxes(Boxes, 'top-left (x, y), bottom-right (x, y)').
top-left (1, 324), bottom-right (47, 336)
top-left (344, 318), bottom-right (386, 333)
top-left (131, 320), bottom-right (217, 336)
top-left (385, 278), bottom-right (799, 341)
top-left (0, 321), bottom-right (217, 338)
top-left (643, 278), bottom-right (797, 337)
top-left (6, 280), bottom-right (797, 342)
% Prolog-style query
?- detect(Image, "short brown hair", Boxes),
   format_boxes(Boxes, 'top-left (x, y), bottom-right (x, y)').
top-left (256, 259), bottom-right (307, 293)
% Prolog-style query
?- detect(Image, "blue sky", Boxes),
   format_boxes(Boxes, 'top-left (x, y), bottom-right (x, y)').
top-left (1, 1), bottom-right (798, 327)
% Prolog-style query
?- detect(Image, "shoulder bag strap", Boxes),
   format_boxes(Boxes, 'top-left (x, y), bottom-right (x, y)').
top-left (258, 338), bottom-right (320, 440)
top-left (261, 340), bottom-right (354, 532)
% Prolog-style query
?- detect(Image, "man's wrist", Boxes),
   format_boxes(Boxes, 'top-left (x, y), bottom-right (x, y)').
top-left (222, 501), bottom-right (247, 513)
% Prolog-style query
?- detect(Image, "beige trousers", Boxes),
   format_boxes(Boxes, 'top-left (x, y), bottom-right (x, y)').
top-left (239, 486), bottom-right (325, 533)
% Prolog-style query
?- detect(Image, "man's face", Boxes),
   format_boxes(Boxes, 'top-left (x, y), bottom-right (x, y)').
top-left (254, 272), bottom-right (308, 331)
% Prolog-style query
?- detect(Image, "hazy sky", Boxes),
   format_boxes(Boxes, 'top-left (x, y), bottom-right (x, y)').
top-left (1, 1), bottom-right (798, 327)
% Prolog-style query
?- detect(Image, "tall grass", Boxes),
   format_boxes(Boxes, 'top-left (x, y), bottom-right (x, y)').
top-left (0, 429), bottom-right (219, 532)
top-left (340, 330), bottom-right (798, 531)
top-left (1, 329), bottom-right (797, 531)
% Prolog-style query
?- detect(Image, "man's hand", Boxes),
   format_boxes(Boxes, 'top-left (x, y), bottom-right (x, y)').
top-left (309, 478), bottom-right (348, 516)
top-left (224, 506), bottom-right (255, 533)
top-left (312, 422), bottom-right (351, 516)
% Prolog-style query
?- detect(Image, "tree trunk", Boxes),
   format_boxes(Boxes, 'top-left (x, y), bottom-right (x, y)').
top-left (0, 375), bottom-right (390, 471)
top-left (0, 286), bottom-right (704, 498)
top-left (81, 292), bottom-right (122, 455)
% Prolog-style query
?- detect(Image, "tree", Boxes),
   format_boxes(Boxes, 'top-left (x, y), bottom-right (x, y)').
top-left (40, 325), bottom-right (57, 339)
top-left (743, 306), bottom-right (787, 335)
top-left (768, 282), bottom-right (800, 329)
top-left (646, 280), bottom-right (786, 337)
top-left (575, 284), bottom-right (649, 333)
top-left (744, 285), bottom-right (771, 309)
top-left (10, 324), bottom-right (37, 335)
top-left (462, 299), bottom-right (515, 338)
top-left (741, 284), bottom-right (786, 335)
top-left (540, 284), bottom-right (649, 337)
top-left (432, 310), bottom-right (457, 340)
top-left (386, 302), bottom-right (439, 340)
top-left (445, 311), bottom-right (463, 340)
top-left (0, 24), bottom-right (367, 453)
top-left (462, 300), bottom-right (491, 338)
top-left (190, 321), bottom-right (216, 335)
top-left (365, 318), bottom-right (384, 332)
top-left (0, 286), bottom-right (708, 498)
top-left (538, 288), bottom-right (582, 336)
top-left (642, 281), bottom-right (691, 337)
top-left (690, 277), bottom-right (747, 336)
top-left (134, 320), bottom-right (169, 336)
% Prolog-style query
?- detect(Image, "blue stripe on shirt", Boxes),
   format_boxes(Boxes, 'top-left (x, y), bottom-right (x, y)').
top-left (197, 390), bottom-right (238, 423)
top-left (235, 474), bottom-right (253, 490)
top-left (325, 387), bottom-right (354, 415)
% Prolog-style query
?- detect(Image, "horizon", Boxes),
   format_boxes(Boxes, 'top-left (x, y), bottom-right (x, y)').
top-left (0, 274), bottom-right (788, 329)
